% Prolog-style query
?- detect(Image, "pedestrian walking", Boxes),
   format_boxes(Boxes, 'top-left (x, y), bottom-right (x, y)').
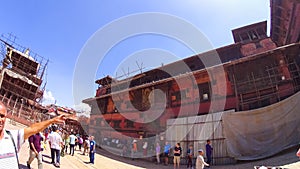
top-left (74, 134), bottom-right (79, 151)
top-left (205, 140), bottom-right (213, 165)
top-left (0, 101), bottom-right (66, 169)
top-left (131, 139), bottom-right (137, 160)
top-left (89, 136), bottom-right (96, 164)
top-left (69, 132), bottom-right (76, 156)
top-left (196, 149), bottom-right (209, 169)
top-left (163, 141), bottom-right (171, 165)
top-left (155, 142), bottom-right (161, 164)
top-left (173, 142), bottom-right (182, 169)
top-left (48, 126), bottom-right (55, 162)
top-left (64, 133), bottom-right (70, 154)
top-left (121, 144), bottom-right (128, 157)
top-left (26, 133), bottom-right (44, 169)
top-left (186, 145), bottom-right (193, 169)
top-left (142, 141), bottom-right (148, 157)
top-left (78, 135), bottom-right (83, 152)
top-left (48, 125), bottom-right (63, 168)
top-left (40, 131), bottom-right (46, 161)
top-left (82, 136), bottom-right (90, 155)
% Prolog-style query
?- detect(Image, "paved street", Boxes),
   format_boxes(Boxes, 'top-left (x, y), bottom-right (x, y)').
top-left (5, 120), bottom-right (300, 169)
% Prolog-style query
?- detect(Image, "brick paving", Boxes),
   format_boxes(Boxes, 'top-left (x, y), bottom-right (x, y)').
top-left (5, 120), bottom-right (300, 169)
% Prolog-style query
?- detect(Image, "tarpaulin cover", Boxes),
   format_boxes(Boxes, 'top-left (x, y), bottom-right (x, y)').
top-left (223, 92), bottom-right (300, 160)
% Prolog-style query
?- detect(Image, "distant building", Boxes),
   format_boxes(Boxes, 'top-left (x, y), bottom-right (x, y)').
top-left (45, 104), bottom-right (86, 135)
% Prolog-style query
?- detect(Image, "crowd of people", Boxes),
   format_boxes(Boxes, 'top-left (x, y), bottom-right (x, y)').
top-left (121, 138), bottom-right (213, 169)
top-left (0, 101), bottom-right (96, 169)
top-left (27, 125), bottom-right (97, 168)
top-left (22, 128), bottom-right (214, 169)
top-left (154, 140), bottom-right (212, 169)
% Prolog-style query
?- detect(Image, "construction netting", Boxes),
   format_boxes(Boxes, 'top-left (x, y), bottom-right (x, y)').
top-left (223, 91), bottom-right (300, 160)
top-left (166, 91), bottom-right (300, 163)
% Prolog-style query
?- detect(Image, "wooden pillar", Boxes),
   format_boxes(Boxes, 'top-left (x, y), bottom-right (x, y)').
top-left (7, 95), bottom-right (12, 107)
top-left (1, 91), bottom-right (6, 102)
top-left (19, 99), bottom-right (24, 118)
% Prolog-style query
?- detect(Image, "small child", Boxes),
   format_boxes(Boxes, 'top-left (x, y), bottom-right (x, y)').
top-left (196, 149), bottom-right (209, 169)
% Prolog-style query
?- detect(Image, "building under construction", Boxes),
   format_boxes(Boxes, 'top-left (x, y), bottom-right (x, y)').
top-left (0, 35), bottom-right (50, 125)
top-left (0, 35), bottom-right (86, 136)
top-left (83, 0), bottom-right (300, 164)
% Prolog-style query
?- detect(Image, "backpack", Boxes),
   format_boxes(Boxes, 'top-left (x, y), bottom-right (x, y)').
top-left (79, 137), bottom-right (83, 144)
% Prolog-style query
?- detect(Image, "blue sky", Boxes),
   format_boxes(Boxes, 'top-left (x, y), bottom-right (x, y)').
top-left (0, 0), bottom-right (270, 110)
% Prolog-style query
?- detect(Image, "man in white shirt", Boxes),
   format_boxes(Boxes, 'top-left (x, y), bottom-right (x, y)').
top-left (68, 132), bottom-right (76, 156)
top-left (196, 149), bottom-right (209, 169)
top-left (0, 101), bottom-right (66, 169)
top-left (48, 125), bottom-right (63, 168)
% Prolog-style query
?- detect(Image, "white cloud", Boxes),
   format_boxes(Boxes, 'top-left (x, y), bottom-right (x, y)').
top-left (74, 102), bottom-right (91, 117)
top-left (42, 90), bottom-right (56, 106)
